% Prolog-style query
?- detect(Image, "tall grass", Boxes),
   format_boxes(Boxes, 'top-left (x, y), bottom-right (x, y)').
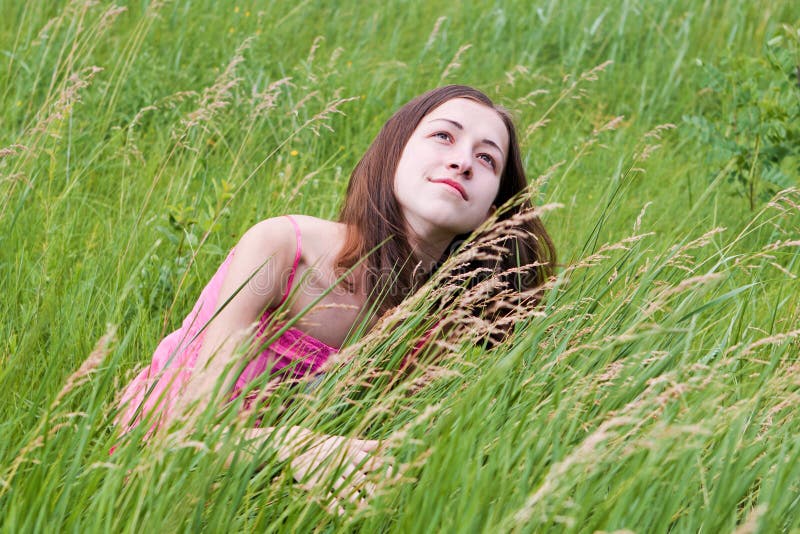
top-left (1, 0), bottom-right (798, 531)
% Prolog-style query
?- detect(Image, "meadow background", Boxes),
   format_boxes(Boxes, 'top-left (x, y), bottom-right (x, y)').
top-left (1, 0), bottom-right (799, 531)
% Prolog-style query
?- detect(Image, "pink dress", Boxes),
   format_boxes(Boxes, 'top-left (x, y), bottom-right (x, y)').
top-left (115, 215), bottom-right (338, 436)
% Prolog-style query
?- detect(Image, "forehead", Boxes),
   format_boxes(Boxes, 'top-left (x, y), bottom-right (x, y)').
top-left (422, 98), bottom-right (509, 153)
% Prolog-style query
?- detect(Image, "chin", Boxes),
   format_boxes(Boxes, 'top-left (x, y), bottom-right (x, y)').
top-left (403, 201), bottom-right (487, 236)
top-left (431, 216), bottom-right (483, 236)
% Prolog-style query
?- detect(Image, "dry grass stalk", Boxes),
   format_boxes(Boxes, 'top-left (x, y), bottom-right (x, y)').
top-left (644, 123), bottom-right (677, 139)
top-left (516, 88), bottom-right (551, 107)
top-left (0, 173), bottom-right (29, 186)
top-left (175, 37), bottom-right (253, 140)
top-left (306, 36), bottom-right (325, 66)
top-left (440, 44), bottom-right (473, 81)
top-left (656, 272), bottom-right (724, 300)
top-left (0, 326), bottom-right (114, 496)
top-left (592, 115), bottom-right (625, 136)
top-left (510, 416), bottom-right (633, 526)
top-left (524, 60), bottom-right (613, 143)
top-left (424, 17), bottom-right (447, 50)
top-left (33, 13), bottom-right (59, 44)
top-left (504, 64), bottom-right (530, 86)
top-left (639, 273), bottom-right (721, 317)
top-left (97, 4), bottom-right (127, 31)
top-left (596, 361), bottom-right (625, 386)
top-left (31, 0), bottom-right (98, 44)
top-left (33, 65), bottom-right (104, 136)
top-left (407, 366), bottom-right (463, 394)
top-left (51, 325), bottom-right (117, 410)
top-left (125, 91), bottom-right (197, 163)
top-left (292, 90), bottom-right (321, 114)
top-left (551, 323), bottom-right (660, 366)
top-left (670, 227), bottom-right (726, 254)
top-left (762, 239), bottom-right (800, 251)
top-left (636, 122), bottom-right (677, 160)
top-left (636, 142), bottom-right (662, 162)
top-left (385, 404), bottom-right (442, 449)
top-left (766, 187), bottom-right (800, 214)
top-left (633, 202), bottom-right (653, 233)
top-left (312, 203), bottom-right (556, 401)
top-left (641, 351), bottom-right (670, 366)
top-left (726, 328), bottom-right (800, 357)
top-left (525, 117), bottom-right (551, 137)
top-left (760, 391), bottom-right (800, 432)
top-left (529, 161), bottom-right (565, 196)
top-left (0, 436), bottom-right (44, 492)
top-left (767, 261), bottom-right (797, 278)
top-left (0, 144), bottom-right (28, 159)
top-left (564, 233), bottom-right (652, 273)
top-left (303, 95), bottom-right (360, 136)
top-left (663, 251), bottom-right (697, 273)
top-left (231, 375), bottom-right (285, 428)
top-left (597, 233), bottom-right (654, 253)
top-left (145, 0), bottom-right (167, 16)
top-left (580, 60), bottom-right (614, 81)
top-left (327, 47), bottom-right (344, 68)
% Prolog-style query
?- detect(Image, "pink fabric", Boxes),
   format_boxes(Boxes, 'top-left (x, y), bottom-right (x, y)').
top-left (114, 215), bottom-right (337, 437)
top-left (281, 214), bottom-right (303, 307)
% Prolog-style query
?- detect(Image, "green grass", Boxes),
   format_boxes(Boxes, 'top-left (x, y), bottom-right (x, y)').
top-left (1, 0), bottom-right (799, 531)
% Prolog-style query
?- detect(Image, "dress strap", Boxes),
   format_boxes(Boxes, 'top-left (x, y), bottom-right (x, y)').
top-left (279, 215), bottom-right (302, 306)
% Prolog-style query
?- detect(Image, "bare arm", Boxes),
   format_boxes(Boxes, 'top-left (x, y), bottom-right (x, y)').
top-left (166, 217), bottom-right (296, 430)
top-left (153, 218), bottom-right (389, 512)
top-left (219, 425), bottom-right (386, 512)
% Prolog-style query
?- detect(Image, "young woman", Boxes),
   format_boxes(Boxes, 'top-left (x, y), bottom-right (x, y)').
top-left (113, 85), bottom-right (556, 504)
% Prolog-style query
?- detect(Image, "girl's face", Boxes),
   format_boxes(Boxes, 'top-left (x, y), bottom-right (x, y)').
top-left (394, 97), bottom-right (509, 240)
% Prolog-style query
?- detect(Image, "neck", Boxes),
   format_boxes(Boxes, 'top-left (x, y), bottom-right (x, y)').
top-left (403, 216), bottom-right (456, 272)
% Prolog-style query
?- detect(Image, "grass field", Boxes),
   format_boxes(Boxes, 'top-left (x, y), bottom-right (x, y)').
top-left (1, 0), bottom-right (799, 531)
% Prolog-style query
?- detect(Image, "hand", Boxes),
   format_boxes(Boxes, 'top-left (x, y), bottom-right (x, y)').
top-left (288, 431), bottom-right (388, 515)
top-left (199, 425), bottom-right (391, 516)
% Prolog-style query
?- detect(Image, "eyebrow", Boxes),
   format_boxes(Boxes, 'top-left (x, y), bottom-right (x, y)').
top-left (429, 118), bottom-right (506, 159)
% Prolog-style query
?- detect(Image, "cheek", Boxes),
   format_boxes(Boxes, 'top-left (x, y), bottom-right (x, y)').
top-left (403, 138), bottom-right (438, 164)
top-left (477, 179), bottom-right (501, 209)
top-left (393, 159), bottom-right (411, 195)
top-left (395, 142), bottom-right (431, 185)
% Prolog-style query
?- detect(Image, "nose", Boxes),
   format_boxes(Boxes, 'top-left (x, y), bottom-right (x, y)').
top-left (447, 147), bottom-right (472, 178)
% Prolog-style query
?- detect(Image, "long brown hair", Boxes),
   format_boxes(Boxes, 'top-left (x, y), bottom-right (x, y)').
top-left (335, 85), bottom-right (556, 318)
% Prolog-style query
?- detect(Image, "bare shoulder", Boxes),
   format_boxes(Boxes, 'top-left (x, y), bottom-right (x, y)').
top-left (241, 216), bottom-right (299, 262)
top-left (209, 216), bottom-right (306, 314)
top-left (230, 217), bottom-right (303, 289)
top-left (281, 214), bottom-right (347, 262)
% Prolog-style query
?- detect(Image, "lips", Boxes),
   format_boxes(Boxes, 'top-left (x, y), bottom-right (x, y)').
top-left (429, 178), bottom-right (468, 200)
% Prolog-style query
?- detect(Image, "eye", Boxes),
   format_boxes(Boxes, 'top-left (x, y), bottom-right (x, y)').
top-left (478, 153), bottom-right (496, 170)
top-left (432, 131), bottom-right (452, 142)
